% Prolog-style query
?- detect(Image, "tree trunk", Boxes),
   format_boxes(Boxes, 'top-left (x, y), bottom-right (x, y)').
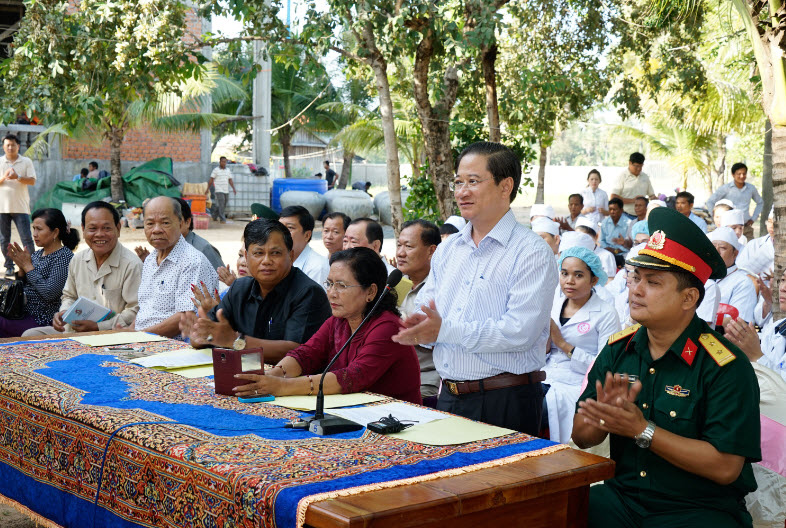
top-left (337, 150), bottom-right (353, 189)
top-left (712, 135), bottom-right (726, 193)
top-left (279, 127), bottom-right (292, 179)
top-left (761, 119), bottom-right (773, 237)
top-left (772, 124), bottom-right (786, 320)
top-left (535, 141), bottom-right (547, 204)
top-left (109, 126), bottom-right (125, 202)
top-left (481, 43), bottom-right (501, 143)
top-left (412, 27), bottom-right (459, 221)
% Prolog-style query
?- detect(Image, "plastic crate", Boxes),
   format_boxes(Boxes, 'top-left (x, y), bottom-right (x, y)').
top-left (183, 194), bottom-right (207, 214)
top-left (193, 213), bottom-right (210, 230)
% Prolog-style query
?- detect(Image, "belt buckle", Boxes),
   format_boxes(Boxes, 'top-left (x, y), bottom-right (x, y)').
top-left (446, 380), bottom-right (459, 396)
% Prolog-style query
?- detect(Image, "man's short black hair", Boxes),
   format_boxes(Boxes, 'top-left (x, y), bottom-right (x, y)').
top-left (634, 195), bottom-right (649, 205)
top-left (244, 219), bottom-right (293, 252)
top-left (219, 156), bottom-right (227, 161)
top-left (401, 219), bottom-right (441, 247)
top-left (89, 161), bottom-right (98, 170)
top-left (324, 212), bottom-right (350, 231)
top-left (81, 200), bottom-right (120, 227)
top-left (440, 223), bottom-right (459, 235)
top-left (674, 269), bottom-right (705, 307)
top-left (676, 191), bottom-right (695, 204)
top-left (175, 197), bottom-right (194, 231)
top-left (349, 217), bottom-right (384, 249)
top-left (575, 225), bottom-right (597, 238)
top-left (569, 193), bottom-right (583, 205)
top-left (608, 197), bottom-right (624, 209)
top-left (324, 160), bottom-right (330, 166)
top-left (731, 162), bottom-right (748, 175)
top-left (3, 134), bottom-right (19, 145)
top-left (629, 152), bottom-right (645, 164)
top-left (280, 205), bottom-right (315, 242)
top-left (455, 142), bottom-right (521, 203)
top-left (80, 168), bottom-right (89, 177)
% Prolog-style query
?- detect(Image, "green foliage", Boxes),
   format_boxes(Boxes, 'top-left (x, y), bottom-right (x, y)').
top-left (404, 173), bottom-right (443, 223)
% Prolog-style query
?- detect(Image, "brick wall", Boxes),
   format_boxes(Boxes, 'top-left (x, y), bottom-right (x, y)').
top-left (63, 127), bottom-right (201, 163)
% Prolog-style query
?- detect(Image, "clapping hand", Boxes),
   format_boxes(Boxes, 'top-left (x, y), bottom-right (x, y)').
top-left (724, 318), bottom-right (763, 362)
top-left (7, 242), bottom-right (32, 273)
top-left (392, 299), bottom-right (442, 345)
top-left (135, 246), bottom-right (150, 262)
top-left (217, 264), bottom-right (237, 286)
top-left (191, 281), bottom-right (220, 313)
top-left (577, 372), bottom-right (647, 438)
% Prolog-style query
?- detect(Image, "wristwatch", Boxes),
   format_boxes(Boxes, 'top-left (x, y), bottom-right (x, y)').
top-left (232, 333), bottom-right (247, 351)
top-left (634, 420), bottom-right (656, 449)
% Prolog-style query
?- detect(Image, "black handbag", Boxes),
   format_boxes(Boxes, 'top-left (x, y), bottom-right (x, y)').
top-left (0, 279), bottom-right (26, 319)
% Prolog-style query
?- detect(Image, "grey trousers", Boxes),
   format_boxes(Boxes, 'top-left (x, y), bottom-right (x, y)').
top-left (212, 192), bottom-right (229, 221)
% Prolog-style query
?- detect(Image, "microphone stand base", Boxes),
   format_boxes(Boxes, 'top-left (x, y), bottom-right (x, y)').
top-left (309, 415), bottom-right (363, 435)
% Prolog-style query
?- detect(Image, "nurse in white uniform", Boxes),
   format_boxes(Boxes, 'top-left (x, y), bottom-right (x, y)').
top-left (708, 226), bottom-right (758, 323)
top-left (544, 246), bottom-right (621, 443)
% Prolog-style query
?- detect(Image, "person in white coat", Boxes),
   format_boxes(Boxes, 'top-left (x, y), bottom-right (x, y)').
top-left (544, 246), bottom-right (621, 443)
top-left (708, 226), bottom-right (758, 323)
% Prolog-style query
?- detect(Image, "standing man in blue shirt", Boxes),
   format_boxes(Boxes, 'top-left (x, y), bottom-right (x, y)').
top-left (393, 142), bottom-right (557, 435)
top-left (705, 162), bottom-right (763, 241)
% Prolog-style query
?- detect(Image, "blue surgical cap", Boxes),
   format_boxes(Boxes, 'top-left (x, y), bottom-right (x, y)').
top-left (631, 220), bottom-right (649, 239)
top-left (558, 246), bottom-right (608, 285)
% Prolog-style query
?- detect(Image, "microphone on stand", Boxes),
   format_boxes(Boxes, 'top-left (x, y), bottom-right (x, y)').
top-left (294, 269), bottom-right (403, 436)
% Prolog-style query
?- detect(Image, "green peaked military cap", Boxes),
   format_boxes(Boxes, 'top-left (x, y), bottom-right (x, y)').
top-left (626, 206), bottom-right (726, 282)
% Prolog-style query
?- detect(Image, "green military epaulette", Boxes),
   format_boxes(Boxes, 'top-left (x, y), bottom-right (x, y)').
top-left (608, 323), bottom-right (641, 345)
top-left (698, 333), bottom-right (736, 367)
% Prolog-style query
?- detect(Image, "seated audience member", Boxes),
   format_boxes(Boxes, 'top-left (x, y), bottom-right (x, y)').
top-left (709, 226), bottom-right (757, 323)
top-left (72, 168), bottom-right (89, 182)
top-left (133, 197), bottom-right (218, 337)
top-left (544, 247), bottom-right (620, 443)
top-left (530, 203), bottom-right (555, 221)
top-left (86, 161), bottom-right (99, 179)
top-left (322, 212), bottom-right (350, 259)
top-left (574, 206), bottom-right (761, 527)
top-left (628, 220), bottom-right (650, 245)
top-left (233, 247), bottom-right (421, 404)
top-left (181, 219), bottom-right (331, 363)
top-left (712, 198), bottom-right (735, 228)
top-left (720, 208), bottom-right (747, 245)
top-left (280, 205), bottom-right (329, 287)
top-left (556, 194), bottom-right (586, 232)
top-left (396, 219), bottom-right (441, 403)
top-left (624, 196), bottom-right (648, 243)
top-left (0, 209), bottom-right (79, 337)
top-left (726, 270), bottom-right (786, 381)
top-left (175, 197), bottom-right (223, 270)
top-left (217, 242), bottom-right (248, 288)
top-left (599, 197), bottom-right (631, 266)
top-left (737, 208), bottom-right (774, 278)
top-left (575, 218), bottom-right (616, 280)
top-left (675, 191), bottom-right (708, 233)
top-left (532, 217), bottom-right (561, 256)
top-left (23, 202), bottom-right (141, 336)
top-left (559, 231), bottom-right (614, 303)
top-left (343, 217), bottom-right (395, 274)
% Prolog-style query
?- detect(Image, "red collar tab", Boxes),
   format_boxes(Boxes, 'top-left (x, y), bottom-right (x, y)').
top-left (681, 338), bottom-right (697, 366)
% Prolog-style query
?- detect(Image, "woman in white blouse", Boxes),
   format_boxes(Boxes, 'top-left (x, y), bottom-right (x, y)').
top-left (580, 169), bottom-right (608, 228)
top-left (543, 246), bottom-right (620, 443)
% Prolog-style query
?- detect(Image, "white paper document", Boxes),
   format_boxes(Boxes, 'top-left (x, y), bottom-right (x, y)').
top-left (328, 401), bottom-right (449, 426)
top-left (130, 348), bottom-right (214, 369)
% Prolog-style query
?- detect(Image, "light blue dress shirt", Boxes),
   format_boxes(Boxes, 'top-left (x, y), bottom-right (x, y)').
top-left (599, 215), bottom-right (631, 253)
top-left (415, 210), bottom-right (558, 381)
top-left (705, 182), bottom-right (763, 222)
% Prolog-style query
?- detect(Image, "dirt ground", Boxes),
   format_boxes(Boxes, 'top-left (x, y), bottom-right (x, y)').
top-left (0, 205), bottom-right (535, 526)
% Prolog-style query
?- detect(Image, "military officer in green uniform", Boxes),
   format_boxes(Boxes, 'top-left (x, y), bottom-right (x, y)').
top-left (573, 206), bottom-right (761, 527)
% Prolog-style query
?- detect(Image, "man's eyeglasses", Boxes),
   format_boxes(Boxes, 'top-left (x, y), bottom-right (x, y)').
top-left (449, 177), bottom-right (492, 192)
top-left (323, 280), bottom-right (363, 292)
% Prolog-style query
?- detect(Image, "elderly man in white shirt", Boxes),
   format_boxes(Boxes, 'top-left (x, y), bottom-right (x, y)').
top-left (343, 217), bottom-right (395, 274)
top-left (132, 197), bottom-right (218, 337)
top-left (279, 205), bottom-right (329, 288)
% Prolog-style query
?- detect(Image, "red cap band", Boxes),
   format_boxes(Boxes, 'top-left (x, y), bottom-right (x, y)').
top-left (638, 237), bottom-right (712, 283)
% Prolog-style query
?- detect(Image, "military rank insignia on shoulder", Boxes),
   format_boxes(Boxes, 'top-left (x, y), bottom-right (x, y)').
top-left (608, 324), bottom-right (641, 345)
top-left (698, 333), bottom-right (736, 367)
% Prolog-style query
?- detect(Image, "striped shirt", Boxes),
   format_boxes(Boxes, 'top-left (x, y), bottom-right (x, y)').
top-left (415, 209), bottom-right (558, 380)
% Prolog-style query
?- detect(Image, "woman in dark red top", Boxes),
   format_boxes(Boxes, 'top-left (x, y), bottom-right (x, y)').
top-left (234, 247), bottom-right (421, 404)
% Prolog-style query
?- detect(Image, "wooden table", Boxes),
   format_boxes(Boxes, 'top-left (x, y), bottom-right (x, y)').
top-left (0, 331), bottom-right (615, 528)
top-left (305, 448), bottom-right (613, 528)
